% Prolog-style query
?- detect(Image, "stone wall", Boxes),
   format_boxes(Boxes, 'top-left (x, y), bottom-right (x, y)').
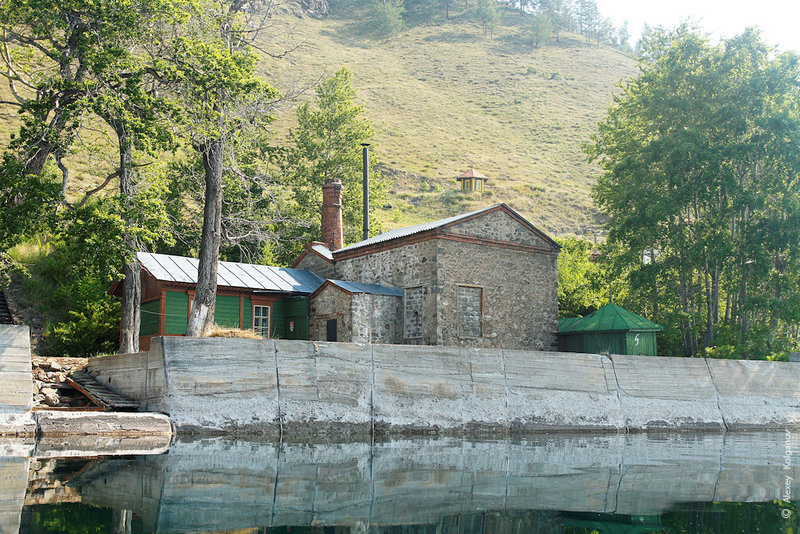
top-left (295, 250), bottom-right (336, 279)
top-left (309, 284), bottom-right (353, 342)
top-left (87, 337), bottom-right (800, 434)
top-left (351, 293), bottom-right (402, 344)
top-left (437, 239), bottom-right (558, 350)
top-left (447, 208), bottom-right (554, 249)
top-left (336, 240), bottom-right (439, 345)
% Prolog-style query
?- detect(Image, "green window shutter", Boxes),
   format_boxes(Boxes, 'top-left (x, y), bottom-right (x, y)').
top-left (214, 295), bottom-right (241, 328)
top-left (243, 297), bottom-right (252, 330)
top-left (272, 300), bottom-right (286, 339)
top-left (140, 300), bottom-right (161, 337)
top-left (164, 291), bottom-right (189, 335)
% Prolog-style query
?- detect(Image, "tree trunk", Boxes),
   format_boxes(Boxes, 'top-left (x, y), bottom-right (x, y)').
top-left (117, 125), bottom-right (141, 354)
top-left (703, 258), bottom-right (713, 348)
top-left (186, 137), bottom-right (224, 337)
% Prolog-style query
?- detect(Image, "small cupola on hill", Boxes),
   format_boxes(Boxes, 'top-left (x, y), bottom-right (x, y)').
top-left (456, 168), bottom-right (488, 192)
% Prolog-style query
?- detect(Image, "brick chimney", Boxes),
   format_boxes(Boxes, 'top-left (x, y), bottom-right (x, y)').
top-left (321, 177), bottom-right (344, 250)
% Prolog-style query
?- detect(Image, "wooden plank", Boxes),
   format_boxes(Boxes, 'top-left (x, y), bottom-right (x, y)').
top-left (67, 371), bottom-right (139, 411)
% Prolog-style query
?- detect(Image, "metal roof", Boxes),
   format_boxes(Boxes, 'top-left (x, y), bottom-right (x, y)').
top-left (558, 303), bottom-right (663, 335)
top-left (457, 168), bottom-right (488, 180)
top-left (325, 280), bottom-right (404, 296)
top-left (336, 204), bottom-right (500, 253)
top-left (138, 252), bottom-right (324, 294)
top-left (311, 243), bottom-right (333, 260)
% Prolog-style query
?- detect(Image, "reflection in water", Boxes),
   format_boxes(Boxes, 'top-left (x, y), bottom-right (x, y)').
top-left (5, 432), bottom-right (800, 533)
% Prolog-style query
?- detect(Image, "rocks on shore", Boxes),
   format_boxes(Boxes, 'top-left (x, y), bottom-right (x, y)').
top-left (31, 357), bottom-right (94, 409)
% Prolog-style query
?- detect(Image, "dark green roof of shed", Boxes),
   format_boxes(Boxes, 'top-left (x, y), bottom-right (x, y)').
top-left (558, 317), bottom-right (583, 331)
top-left (558, 303), bottom-right (663, 335)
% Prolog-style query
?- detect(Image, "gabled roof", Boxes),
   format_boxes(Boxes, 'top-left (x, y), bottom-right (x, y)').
top-left (289, 241), bottom-right (334, 269)
top-left (558, 303), bottom-right (663, 335)
top-left (313, 279), bottom-right (404, 297)
top-left (457, 168), bottom-right (488, 180)
top-left (138, 252), bottom-right (324, 295)
top-left (336, 203), bottom-right (559, 254)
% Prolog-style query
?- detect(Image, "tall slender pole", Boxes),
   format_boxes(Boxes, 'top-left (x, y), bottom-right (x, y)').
top-left (361, 143), bottom-right (370, 241)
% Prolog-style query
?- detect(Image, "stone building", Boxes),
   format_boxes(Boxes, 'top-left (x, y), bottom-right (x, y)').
top-left (309, 280), bottom-right (403, 343)
top-left (294, 177), bottom-right (561, 350)
top-left (118, 177), bottom-right (560, 351)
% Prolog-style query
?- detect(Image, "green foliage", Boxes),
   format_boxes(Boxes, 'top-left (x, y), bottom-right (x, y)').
top-left (43, 290), bottom-right (120, 358)
top-left (526, 13), bottom-right (552, 48)
top-left (280, 66), bottom-right (390, 263)
top-left (9, 230), bottom-right (121, 357)
top-left (0, 155), bottom-right (60, 283)
top-left (475, 0), bottom-right (499, 38)
top-left (366, 0), bottom-right (406, 39)
top-left (556, 237), bottom-right (610, 318)
top-left (588, 26), bottom-right (800, 359)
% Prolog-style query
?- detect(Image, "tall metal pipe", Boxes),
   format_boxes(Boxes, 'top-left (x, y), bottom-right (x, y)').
top-left (361, 143), bottom-right (370, 241)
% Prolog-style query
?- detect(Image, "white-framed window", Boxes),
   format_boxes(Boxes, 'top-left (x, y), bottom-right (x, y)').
top-left (253, 305), bottom-right (271, 337)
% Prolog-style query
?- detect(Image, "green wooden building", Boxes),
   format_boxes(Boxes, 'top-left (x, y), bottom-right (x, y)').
top-left (557, 303), bottom-right (663, 356)
top-left (112, 253), bottom-right (323, 351)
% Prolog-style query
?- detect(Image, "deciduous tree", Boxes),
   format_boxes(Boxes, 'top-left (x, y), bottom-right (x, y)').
top-left (588, 26), bottom-right (800, 359)
top-left (280, 66), bottom-right (388, 263)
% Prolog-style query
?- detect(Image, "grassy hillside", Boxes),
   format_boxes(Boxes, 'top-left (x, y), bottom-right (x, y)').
top-left (0, 3), bottom-right (637, 238)
top-left (260, 4), bottom-right (638, 236)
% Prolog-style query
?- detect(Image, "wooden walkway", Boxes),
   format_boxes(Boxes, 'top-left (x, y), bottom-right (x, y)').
top-left (67, 370), bottom-right (140, 411)
top-left (0, 325), bottom-right (32, 412)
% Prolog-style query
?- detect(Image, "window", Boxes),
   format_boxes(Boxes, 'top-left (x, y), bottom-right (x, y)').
top-left (253, 305), bottom-right (271, 337)
top-left (404, 286), bottom-right (425, 339)
top-left (458, 285), bottom-right (483, 338)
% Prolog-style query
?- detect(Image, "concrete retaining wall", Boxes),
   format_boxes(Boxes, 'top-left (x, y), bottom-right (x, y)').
top-left (87, 336), bottom-right (800, 434)
top-left (0, 325), bottom-right (36, 436)
top-left (0, 325), bottom-right (32, 413)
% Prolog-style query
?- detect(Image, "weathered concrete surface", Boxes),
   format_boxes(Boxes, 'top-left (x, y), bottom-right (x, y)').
top-left (276, 340), bottom-right (372, 430)
top-left (35, 411), bottom-right (172, 437)
top-left (0, 456), bottom-right (28, 534)
top-left (87, 350), bottom-right (162, 406)
top-left (709, 359), bottom-right (800, 430)
top-left (34, 434), bottom-right (171, 457)
top-left (505, 349), bottom-right (621, 431)
top-left (0, 413), bottom-right (35, 437)
top-left (87, 337), bottom-right (800, 434)
top-left (0, 325), bottom-right (32, 414)
top-left (610, 355), bottom-right (725, 431)
top-left (68, 432), bottom-right (800, 531)
top-left (145, 336), bottom-right (278, 433)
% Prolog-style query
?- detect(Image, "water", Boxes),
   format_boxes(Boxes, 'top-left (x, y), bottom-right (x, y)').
top-left (5, 431), bottom-right (800, 533)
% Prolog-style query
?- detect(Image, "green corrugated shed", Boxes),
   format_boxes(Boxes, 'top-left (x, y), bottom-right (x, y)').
top-left (558, 303), bottom-right (662, 356)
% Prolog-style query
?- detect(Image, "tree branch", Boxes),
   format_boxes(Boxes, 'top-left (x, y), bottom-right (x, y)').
top-left (75, 169), bottom-right (120, 207)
